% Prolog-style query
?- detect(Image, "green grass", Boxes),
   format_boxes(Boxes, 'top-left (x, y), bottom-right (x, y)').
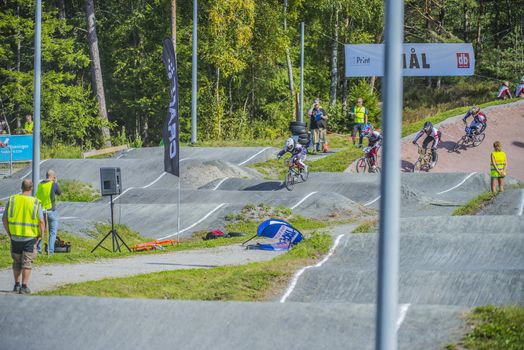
top-left (309, 146), bottom-right (364, 173)
top-left (0, 223), bottom-right (255, 269)
top-left (452, 192), bottom-right (497, 216)
top-left (456, 305), bottom-right (524, 350)
top-left (58, 179), bottom-right (101, 202)
top-left (250, 141), bottom-right (367, 178)
top-left (352, 219), bottom-right (378, 233)
top-left (41, 143), bottom-right (83, 159)
top-left (37, 232), bottom-right (332, 301)
top-left (224, 203), bottom-right (353, 234)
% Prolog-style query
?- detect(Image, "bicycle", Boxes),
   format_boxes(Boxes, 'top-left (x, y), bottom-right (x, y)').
top-left (412, 144), bottom-right (438, 172)
top-left (355, 146), bottom-right (381, 173)
top-left (452, 125), bottom-right (486, 152)
top-left (283, 157), bottom-right (308, 191)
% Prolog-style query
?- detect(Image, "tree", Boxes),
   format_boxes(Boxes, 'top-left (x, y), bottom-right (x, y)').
top-left (86, 0), bottom-right (111, 147)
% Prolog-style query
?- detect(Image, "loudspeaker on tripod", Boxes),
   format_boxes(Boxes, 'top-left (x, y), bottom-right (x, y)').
top-left (100, 167), bottom-right (121, 196)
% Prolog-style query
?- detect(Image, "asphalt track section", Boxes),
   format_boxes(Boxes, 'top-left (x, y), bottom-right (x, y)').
top-left (1, 134), bottom-right (523, 348)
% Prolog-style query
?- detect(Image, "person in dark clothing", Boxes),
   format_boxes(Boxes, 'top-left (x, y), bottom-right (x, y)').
top-left (307, 98), bottom-right (328, 152)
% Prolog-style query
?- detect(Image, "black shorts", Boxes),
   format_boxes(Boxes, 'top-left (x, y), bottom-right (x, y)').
top-left (11, 238), bottom-right (37, 254)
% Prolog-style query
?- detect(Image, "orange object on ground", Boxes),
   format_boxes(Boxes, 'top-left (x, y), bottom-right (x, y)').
top-left (131, 239), bottom-right (178, 252)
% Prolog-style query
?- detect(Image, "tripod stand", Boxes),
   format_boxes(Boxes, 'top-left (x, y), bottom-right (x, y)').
top-left (91, 195), bottom-right (131, 253)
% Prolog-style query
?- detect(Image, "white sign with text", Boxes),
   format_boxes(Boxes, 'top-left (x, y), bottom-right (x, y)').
top-left (345, 43), bottom-right (475, 77)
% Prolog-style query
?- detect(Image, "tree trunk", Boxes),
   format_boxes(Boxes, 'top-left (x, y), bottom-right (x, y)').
top-left (425, 0), bottom-right (432, 88)
top-left (171, 0), bottom-right (176, 52)
top-left (463, 3), bottom-right (469, 42)
top-left (329, 4), bottom-right (339, 106)
top-left (216, 67), bottom-right (221, 138)
top-left (436, 1), bottom-right (444, 90)
top-left (86, 0), bottom-right (111, 147)
top-left (369, 32), bottom-right (382, 92)
top-left (56, 0), bottom-right (66, 19)
top-left (283, 0), bottom-right (295, 118)
top-left (342, 78), bottom-right (348, 120)
top-left (475, 0), bottom-right (483, 62)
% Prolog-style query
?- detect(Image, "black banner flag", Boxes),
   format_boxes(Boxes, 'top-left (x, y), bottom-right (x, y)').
top-left (161, 38), bottom-right (180, 176)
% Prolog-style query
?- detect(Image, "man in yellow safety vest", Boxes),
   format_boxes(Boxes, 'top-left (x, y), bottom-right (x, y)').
top-left (350, 98), bottom-right (369, 147)
top-left (23, 114), bottom-right (33, 134)
top-left (36, 169), bottom-right (62, 254)
top-left (2, 179), bottom-right (45, 294)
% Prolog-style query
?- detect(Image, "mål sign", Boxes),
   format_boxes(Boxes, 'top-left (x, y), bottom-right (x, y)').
top-left (345, 43), bottom-right (474, 77)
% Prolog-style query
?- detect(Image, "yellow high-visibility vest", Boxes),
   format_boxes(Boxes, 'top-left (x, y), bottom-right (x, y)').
top-left (490, 151), bottom-right (506, 177)
top-left (24, 121), bottom-right (33, 133)
top-left (7, 194), bottom-right (41, 238)
top-left (36, 181), bottom-right (53, 210)
top-left (353, 106), bottom-right (367, 123)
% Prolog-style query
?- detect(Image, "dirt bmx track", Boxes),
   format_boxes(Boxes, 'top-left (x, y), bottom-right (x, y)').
top-left (401, 100), bottom-right (524, 180)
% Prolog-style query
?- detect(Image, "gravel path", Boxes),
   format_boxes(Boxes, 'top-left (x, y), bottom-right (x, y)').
top-left (0, 244), bottom-right (283, 293)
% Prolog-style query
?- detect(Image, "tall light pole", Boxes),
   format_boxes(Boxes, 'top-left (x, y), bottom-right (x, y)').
top-left (32, 0), bottom-right (42, 193)
top-left (376, 0), bottom-right (404, 349)
top-left (191, 0), bottom-right (198, 144)
top-left (299, 22), bottom-right (304, 123)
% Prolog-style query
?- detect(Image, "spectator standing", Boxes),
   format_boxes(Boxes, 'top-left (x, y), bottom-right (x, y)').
top-left (350, 98), bottom-right (369, 147)
top-left (36, 169), bottom-right (62, 254)
top-left (497, 81), bottom-right (512, 99)
top-left (307, 98), bottom-right (328, 153)
top-left (2, 179), bottom-right (45, 294)
top-left (23, 114), bottom-right (33, 134)
top-left (490, 141), bottom-right (507, 193)
top-left (515, 79), bottom-right (524, 98)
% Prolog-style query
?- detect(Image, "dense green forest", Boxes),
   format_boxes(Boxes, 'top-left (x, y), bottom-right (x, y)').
top-left (0, 0), bottom-right (523, 148)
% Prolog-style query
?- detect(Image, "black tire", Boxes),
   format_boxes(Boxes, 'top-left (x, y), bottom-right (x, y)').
top-left (297, 138), bottom-right (309, 146)
top-left (290, 121), bottom-right (307, 127)
top-left (472, 133), bottom-right (485, 147)
top-left (453, 136), bottom-right (466, 152)
top-left (300, 167), bottom-right (309, 181)
top-left (284, 172), bottom-right (295, 191)
top-left (290, 125), bottom-right (307, 135)
top-left (356, 158), bottom-right (367, 173)
top-left (297, 133), bottom-right (309, 139)
top-left (298, 136), bottom-right (309, 143)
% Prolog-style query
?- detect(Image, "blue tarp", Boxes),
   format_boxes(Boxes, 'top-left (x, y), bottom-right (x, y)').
top-left (253, 219), bottom-right (303, 251)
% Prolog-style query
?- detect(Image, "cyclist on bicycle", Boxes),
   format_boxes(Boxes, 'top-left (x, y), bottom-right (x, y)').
top-left (412, 121), bottom-right (441, 168)
top-left (277, 137), bottom-right (307, 170)
top-left (361, 124), bottom-right (382, 172)
top-left (462, 106), bottom-right (487, 136)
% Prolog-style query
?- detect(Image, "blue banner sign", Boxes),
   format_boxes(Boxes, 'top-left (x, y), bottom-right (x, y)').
top-left (0, 135), bottom-right (33, 162)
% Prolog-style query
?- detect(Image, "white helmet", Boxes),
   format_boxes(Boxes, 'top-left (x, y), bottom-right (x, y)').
top-left (285, 137), bottom-right (295, 151)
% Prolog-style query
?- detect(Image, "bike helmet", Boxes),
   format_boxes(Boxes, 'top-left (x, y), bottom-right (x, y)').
top-left (423, 121), bottom-right (433, 133)
top-left (471, 106), bottom-right (480, 115)
top-left (361, 123), bottom-right (373, 137)
top-left (285, 137), bottom-right (295, 152)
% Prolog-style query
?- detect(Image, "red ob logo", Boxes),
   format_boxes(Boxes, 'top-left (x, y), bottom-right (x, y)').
top-left (456, 53), bottom-right (470, 68)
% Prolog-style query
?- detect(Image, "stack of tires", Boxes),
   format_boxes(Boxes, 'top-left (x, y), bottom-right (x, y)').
top-left (289, 121), bottom-right (310, 148)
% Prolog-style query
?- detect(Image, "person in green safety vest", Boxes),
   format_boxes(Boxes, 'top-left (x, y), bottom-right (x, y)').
top-left (2, 179), bottom-right (45, 294)
top-left (490, 141), bottom-right (507, 193)
top-left (350, 98), bottom-right (369, 148)
top-left (23, 114), bottom-right (33, 134)
top-left (36, 169), bottom-right (62, 254)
